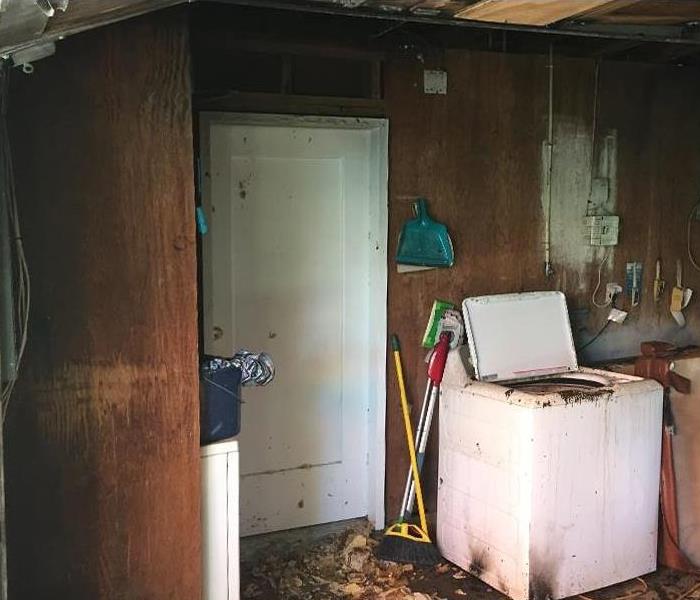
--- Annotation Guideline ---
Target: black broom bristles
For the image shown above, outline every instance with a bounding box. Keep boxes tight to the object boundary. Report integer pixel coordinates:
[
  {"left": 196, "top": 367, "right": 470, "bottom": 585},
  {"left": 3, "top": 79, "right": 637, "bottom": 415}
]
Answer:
[{"left": 376, "top": 534, "right": 441, "bottom": 566}]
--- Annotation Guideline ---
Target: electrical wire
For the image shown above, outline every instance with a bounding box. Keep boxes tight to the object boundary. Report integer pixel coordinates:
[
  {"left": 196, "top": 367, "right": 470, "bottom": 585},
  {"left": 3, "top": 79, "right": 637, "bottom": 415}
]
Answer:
[
  {"left": 687, "top": 201, "right": 700, "bottom": 272},
  {"left": 578, "top": 577, "right": 648, "bottom": 600},
  {"left": 577, "top": 318, "right": 611, "bottom": 352},
  {"left": 580, "top": 285, "right": 617, "bottom": 352},
  {"left": 580, "top": 577, "right": 700, "bottom": 600},
  {"left": 591, "top": 249, "right": 611, "bottom": 308},
  {"left": 676, "top": 580, "right": 700, "bottom": 600},
  {"left": 543, "top": 43, "right": 554, "bottom": 278},
  {"left": 0, "top": 60, "right": 30, "bottom": 421},
  {"left": 588, "top": 60, "right": 600, "bottom": 209}
]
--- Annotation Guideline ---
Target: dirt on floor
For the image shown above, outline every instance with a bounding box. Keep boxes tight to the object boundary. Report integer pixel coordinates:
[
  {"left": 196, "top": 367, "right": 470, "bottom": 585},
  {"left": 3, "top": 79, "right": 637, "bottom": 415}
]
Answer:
[{"left": 240, "top": 521, "right": 700, "bottom": 600}]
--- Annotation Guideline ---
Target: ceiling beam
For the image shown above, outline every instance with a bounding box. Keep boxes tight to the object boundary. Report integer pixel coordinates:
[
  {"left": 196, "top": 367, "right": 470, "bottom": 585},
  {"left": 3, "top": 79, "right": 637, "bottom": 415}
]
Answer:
[
  {"left": 560, "top": 21, "right": 685, "bottom": 38},
  {"left": 207, "top": 0, "right": 700, "bottom": 45},
  {"left": 7, "top": 0, "right": 700, "bottom": 59}
]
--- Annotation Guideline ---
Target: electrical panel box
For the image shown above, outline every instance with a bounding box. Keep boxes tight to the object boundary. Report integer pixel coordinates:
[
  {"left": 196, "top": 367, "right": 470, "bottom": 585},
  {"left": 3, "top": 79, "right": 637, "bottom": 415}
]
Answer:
[
  {"left": 584, "top": 215, "right": 619, "bottom": 246},
  {"left": 424, "top": 70, "right": 447, "bottom": 95}
]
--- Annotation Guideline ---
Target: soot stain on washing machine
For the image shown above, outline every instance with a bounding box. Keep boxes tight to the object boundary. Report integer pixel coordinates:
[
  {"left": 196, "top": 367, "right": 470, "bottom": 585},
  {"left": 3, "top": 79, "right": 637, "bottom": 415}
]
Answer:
[
  {"left": 528, "top": 573, "right": 554, "bottom": 600},
  {"left": 467, "top": 548, "right": 488, "bottom": 577}
]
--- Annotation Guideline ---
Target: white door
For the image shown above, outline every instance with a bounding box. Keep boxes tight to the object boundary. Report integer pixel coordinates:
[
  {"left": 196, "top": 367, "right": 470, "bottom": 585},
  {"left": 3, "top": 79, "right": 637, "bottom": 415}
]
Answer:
[{"left": 201, "top": 114, "right": 387, "bottom": 536}]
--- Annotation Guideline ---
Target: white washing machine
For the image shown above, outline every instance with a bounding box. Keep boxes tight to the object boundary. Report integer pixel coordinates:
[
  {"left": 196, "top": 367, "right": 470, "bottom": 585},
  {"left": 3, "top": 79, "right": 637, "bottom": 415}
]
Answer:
[{"left": 437, "top": 292, "right": 663, "bottom": 600}]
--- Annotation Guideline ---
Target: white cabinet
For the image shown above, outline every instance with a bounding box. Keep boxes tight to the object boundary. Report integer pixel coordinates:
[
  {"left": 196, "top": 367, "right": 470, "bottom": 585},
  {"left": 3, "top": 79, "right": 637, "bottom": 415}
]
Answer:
[{"left": 201, "top": 440, "right": 240, "bottom": 600}]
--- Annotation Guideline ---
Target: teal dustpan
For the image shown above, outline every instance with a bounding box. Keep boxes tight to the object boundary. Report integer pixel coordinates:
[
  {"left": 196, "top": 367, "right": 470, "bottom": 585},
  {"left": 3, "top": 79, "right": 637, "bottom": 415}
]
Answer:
[{"left": 396, "top": 198, "right": 454, "bottom": 267}]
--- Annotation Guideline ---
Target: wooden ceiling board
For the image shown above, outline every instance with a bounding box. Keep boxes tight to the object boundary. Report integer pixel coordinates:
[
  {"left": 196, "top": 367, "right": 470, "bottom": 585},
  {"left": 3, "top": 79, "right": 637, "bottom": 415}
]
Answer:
[
  {"left": 574, "top": 0, "right": 642, "bottom": 19},
  {"left": 589, "top": 0, "right": 700, "bottom": 25},
  {"left": 454, "top": 0, "right": 632, "bottom": 25}
]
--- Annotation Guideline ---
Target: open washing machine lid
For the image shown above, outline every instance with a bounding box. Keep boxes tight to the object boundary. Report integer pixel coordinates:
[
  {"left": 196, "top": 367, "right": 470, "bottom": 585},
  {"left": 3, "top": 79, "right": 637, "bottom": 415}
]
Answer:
[{"left": 462, "top": 291, "right": 578, "bottom": 382}]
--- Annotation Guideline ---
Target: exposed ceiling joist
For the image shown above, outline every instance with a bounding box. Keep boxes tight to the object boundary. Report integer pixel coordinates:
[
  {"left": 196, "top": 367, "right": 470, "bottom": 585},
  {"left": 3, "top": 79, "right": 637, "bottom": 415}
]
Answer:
[
  {"left": 454, "top": 0, "right": 641, "bottom": 27},
  {"left": 560, "top": 20, "right": 687, "bottom": 38},
  {"left": 6, "top": 0, "right": 700, "bottom": 63}
]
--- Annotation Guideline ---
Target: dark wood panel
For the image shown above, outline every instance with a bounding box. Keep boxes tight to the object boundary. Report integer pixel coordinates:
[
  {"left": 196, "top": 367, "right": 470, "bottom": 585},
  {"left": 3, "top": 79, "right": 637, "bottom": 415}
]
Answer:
[
  {"left": 5, "top": 8, "right": 199, "bottom": 599},
  {"left": 194, "top": 91, "right": 385, "bottom": 116},
  {"left": 384, "top": 51, "right": 700, "bottom": 520},
  {"left": 384, "top": 50, "right": 549, "bottom": 519},
  {"left": 189, "top": 3, "right": 700, "bottom": 526}
]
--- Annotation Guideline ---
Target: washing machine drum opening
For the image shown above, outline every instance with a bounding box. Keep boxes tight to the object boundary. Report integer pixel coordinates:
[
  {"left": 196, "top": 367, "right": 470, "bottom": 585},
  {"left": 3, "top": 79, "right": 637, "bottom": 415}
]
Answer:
[{"left": 510, "top": 376, "right": 608, "bottom": 395}]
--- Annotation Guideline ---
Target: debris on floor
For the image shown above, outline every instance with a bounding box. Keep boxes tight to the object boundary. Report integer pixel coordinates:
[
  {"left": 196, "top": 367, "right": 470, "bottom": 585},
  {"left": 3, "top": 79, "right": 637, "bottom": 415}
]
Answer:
[
  {"left": 241, "top": 520, "right": 469, "bottom": 599},
  {"left": 241, "top": 521, "right": 700, "bottom": 600}
]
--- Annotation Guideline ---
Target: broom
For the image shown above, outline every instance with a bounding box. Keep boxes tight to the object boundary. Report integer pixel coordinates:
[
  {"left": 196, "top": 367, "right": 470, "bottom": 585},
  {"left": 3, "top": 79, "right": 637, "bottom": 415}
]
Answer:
[{"left": 377, "top": 334, "right": 441, "bottom": 566}]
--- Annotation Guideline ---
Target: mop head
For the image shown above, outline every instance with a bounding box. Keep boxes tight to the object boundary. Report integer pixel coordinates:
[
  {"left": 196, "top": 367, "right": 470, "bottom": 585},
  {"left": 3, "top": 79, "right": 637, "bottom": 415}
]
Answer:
[{"left": 376, "top": 522, "right": 441, "bottom": 566}]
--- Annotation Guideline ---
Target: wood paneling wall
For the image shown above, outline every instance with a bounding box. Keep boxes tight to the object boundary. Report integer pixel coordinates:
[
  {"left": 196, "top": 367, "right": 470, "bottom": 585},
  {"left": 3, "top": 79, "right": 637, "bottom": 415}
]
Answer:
[
  {"left": 190, "top": 6, "right": 700, "bottom": 521},
  {"left": 384, "top": 52, "right": 700, "bottom": 517},
  {"left": 5, "top": 9, "right": 200, "bottom": 599}
]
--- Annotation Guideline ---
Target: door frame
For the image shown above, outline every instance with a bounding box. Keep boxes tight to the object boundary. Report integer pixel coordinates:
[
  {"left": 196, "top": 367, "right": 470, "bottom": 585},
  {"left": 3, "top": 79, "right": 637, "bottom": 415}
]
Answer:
[{"left": 199, "top": 112, "right": 389, "bottom": 530}]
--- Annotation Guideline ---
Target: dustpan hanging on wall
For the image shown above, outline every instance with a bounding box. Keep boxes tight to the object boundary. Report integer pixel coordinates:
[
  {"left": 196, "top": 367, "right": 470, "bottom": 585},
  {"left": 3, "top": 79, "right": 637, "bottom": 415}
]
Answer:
[{"left": 396, "top": 198, "right": 454, "bottom": 268}]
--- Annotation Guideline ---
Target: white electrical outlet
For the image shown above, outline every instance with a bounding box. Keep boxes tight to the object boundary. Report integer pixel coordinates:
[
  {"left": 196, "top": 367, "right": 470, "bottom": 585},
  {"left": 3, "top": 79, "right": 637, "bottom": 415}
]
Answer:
[
  {"left": 608, "top": 307, "right": 628, "bottom": 323},
  {"left": 584, "top": 215, "right": 619, "bottom": 246}
]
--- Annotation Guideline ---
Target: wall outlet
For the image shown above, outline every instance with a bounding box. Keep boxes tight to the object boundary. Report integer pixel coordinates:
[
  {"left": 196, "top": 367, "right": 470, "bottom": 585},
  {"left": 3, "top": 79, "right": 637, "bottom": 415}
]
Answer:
[
  {"left": 608, "top": 307, "right": 628, "bottom": 323},
  {"left": 605, "top": 283, "right": 622, "bottom": 304}
]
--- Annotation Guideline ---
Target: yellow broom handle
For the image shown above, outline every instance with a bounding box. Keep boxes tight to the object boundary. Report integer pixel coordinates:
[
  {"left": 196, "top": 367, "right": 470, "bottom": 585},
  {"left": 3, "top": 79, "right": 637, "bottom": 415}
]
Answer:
[{"left": 392, "top": 336, "right": 429, "bottom": 535}]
